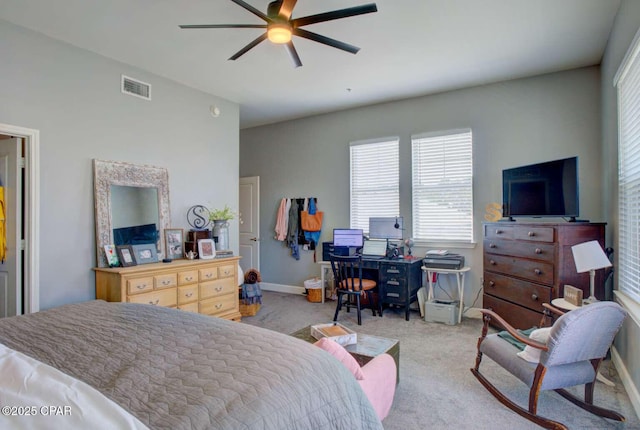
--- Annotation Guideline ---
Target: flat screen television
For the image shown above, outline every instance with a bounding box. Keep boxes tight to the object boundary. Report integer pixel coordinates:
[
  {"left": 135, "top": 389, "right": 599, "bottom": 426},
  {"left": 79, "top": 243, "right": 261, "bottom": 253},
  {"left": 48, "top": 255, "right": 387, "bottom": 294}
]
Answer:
[
  {"left": 502, "top": 156, "right": 579, "bottom": 220},
  {"left": 113, "top": 223, "right": 159, "bottom": 246},
  {"left": 368, "top": 217, "right": 403, "bottom": 240}
]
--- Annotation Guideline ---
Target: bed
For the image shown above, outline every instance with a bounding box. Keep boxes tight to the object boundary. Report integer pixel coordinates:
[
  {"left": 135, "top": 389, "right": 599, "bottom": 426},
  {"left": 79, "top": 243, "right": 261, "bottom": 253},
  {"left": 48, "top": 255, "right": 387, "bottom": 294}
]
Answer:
[{"left": 0, "top": 300, "right": 382, "bottom": 429}]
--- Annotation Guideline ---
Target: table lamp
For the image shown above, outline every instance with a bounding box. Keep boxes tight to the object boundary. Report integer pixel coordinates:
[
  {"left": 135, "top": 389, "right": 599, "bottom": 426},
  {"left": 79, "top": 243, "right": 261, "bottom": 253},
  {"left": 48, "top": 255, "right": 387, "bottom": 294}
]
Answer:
[{"left": 571, "top": 240, "right": 612, "bottom": 303}]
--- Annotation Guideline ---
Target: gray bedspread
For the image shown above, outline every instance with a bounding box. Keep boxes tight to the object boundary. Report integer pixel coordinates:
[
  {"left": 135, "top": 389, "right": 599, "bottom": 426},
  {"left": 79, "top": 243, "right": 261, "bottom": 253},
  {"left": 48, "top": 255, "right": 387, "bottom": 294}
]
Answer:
[{"left": 0, "top": 300, "right": 382, "bottom": 429}]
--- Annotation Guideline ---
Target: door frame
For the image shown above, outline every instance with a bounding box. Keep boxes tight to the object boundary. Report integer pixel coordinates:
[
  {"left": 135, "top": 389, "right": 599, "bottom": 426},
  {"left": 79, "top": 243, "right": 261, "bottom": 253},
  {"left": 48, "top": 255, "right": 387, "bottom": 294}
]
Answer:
[{"left": 0, "top": 123, "right": 40, "bottom": 314}]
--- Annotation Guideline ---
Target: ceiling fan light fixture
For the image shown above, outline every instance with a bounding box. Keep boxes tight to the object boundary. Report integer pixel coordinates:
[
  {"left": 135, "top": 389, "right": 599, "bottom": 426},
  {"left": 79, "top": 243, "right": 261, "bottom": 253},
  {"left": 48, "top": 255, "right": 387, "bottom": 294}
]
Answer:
[{"left": 268, "top": 24, "right": 292, "bottom": 44}]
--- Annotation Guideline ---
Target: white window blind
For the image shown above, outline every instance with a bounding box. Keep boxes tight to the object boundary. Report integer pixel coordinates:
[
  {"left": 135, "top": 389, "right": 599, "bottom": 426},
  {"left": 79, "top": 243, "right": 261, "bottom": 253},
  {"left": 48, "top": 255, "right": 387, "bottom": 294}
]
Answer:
[
  {"left": 412, "top": 130, "right": 473, "bottom": 242},
  {"left": 615, "top": 29, "right": 640, "bottom": 303},
  {"left": 350, "top": 139, "right": 399, "bottom": 231}
]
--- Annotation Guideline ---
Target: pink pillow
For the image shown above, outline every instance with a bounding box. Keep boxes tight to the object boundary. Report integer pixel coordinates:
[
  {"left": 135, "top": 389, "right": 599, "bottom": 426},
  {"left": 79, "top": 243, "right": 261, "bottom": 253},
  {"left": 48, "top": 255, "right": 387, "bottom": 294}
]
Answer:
[{"left": 314, "top": 337, "right": 365, "bottom": 380}]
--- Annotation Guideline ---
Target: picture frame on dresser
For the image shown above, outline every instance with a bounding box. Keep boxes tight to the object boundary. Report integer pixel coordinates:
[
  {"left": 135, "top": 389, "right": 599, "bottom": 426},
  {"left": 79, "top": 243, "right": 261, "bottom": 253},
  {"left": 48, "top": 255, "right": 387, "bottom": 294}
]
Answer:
[
  {"left": 198, "top": 239, "right": 216, "bottom": 260},
  {"left": 164, "top": 228, "right": 184, "bottom": 260},
  {"left": 116, "top": 245, "right": 136, "bottom": 267},
  {"left": 131, "top": 244, "right": 158, "bottom": 264}
]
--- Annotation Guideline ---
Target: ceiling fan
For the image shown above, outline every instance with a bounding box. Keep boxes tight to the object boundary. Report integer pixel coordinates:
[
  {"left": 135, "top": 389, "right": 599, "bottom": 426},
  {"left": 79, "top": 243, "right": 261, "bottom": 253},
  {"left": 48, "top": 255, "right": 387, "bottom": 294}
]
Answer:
[{"left": 179, "top": 0, "right": 378, "bottom": 68}]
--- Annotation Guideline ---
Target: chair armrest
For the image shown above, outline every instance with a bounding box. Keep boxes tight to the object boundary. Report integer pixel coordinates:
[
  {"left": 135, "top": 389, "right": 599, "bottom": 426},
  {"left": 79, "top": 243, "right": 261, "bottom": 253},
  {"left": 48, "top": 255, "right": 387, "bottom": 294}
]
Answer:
[
  {"left": 542, "top": 302, "right": 565, "bottom": 317},
  {"left": 479, "top": 309, "right": 548, "bottom": 351}
]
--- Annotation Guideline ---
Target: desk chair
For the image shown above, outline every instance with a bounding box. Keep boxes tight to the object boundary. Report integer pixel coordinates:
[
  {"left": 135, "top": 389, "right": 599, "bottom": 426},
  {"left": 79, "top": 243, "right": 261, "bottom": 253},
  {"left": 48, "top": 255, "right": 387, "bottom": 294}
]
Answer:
[
  {"left": 329, "top": 254, "right": 380, "bottom": 325},
  {"left": 471, "top": 301, "right": 627, "bottom": 430}
]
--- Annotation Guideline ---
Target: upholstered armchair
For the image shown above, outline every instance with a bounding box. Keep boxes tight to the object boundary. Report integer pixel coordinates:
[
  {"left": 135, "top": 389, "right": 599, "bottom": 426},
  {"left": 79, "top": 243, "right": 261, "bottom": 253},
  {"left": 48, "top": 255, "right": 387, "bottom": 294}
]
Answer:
[{"left": 471, "top": 301, "right": 627, "bottom": 430}]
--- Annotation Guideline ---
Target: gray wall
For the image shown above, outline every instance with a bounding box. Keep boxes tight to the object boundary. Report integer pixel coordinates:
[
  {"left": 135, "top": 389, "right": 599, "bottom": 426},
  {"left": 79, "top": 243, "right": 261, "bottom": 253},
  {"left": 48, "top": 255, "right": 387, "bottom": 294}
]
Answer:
[
  {"left": 240, "top": 66, "right": 603, "bottom": 309},
  {"left": 601, "top": 0, "right": 640, "bottom": 408},
  {"left": 0, "top": 20, "right": 240, "bottom": 310}
]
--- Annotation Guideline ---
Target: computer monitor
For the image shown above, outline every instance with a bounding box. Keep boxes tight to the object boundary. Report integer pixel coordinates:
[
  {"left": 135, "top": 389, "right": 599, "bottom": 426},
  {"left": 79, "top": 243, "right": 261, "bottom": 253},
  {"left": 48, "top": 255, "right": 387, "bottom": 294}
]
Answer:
[
  {"left": 333, "top": 229, "right": 364, "bottom": 249},
  {"left": 368, "top": 217, "right": 403, "bottom": 240}
]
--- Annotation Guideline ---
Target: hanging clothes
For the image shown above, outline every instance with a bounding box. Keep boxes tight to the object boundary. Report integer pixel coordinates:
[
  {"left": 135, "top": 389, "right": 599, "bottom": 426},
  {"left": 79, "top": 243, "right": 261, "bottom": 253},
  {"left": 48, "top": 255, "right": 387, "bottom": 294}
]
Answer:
[
  {"left": 287, "top": 199, "right": 300, "bottom": 260},
  {"left": 302, "top": 198, "right": 323, "bottom": 246},
  {"left": 275, "top": 198, "right": 288, "bottom": 241}
]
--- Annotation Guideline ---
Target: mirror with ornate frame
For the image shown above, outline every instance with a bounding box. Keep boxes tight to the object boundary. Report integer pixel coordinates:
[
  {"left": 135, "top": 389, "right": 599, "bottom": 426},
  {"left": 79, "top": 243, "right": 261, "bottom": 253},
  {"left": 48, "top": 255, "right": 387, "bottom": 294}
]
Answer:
[{"left": 94, "top": 159, "right": 171, "bottom": 267}]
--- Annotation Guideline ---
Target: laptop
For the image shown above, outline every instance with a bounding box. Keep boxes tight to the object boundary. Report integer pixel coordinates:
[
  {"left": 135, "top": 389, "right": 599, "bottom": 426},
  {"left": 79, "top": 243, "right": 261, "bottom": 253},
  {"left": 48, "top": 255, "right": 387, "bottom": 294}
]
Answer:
[{"left": 361, "top": 240, "right": 388, "bottom": 258}]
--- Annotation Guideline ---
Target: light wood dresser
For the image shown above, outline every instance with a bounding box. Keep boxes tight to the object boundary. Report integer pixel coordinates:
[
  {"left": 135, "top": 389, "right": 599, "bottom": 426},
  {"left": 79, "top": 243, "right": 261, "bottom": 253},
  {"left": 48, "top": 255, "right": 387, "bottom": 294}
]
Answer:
[
  {"left": 94, "top": 256, "right": 242, "bottom": 321},
  {"left": 483, "top": 222, "right": 605, "bottom": 329}
]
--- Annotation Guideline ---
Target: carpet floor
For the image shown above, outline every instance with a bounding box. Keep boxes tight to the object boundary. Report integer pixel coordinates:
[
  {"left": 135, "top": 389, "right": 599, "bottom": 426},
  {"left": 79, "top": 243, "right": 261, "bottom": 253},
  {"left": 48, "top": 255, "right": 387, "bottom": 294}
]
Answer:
[{"left": 241, "top": 291, "right": 639, "bottom": 429}]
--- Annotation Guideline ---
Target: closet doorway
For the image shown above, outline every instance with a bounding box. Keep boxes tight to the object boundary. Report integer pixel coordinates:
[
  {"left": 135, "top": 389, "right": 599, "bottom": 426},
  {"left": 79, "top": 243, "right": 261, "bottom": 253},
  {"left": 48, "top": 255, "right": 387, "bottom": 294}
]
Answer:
[
  {"left": 239, "top": 176, "right": 260, "bottom": 273},
  {"left": 0, "top": 123, "right": 39, "bottom": 317}
]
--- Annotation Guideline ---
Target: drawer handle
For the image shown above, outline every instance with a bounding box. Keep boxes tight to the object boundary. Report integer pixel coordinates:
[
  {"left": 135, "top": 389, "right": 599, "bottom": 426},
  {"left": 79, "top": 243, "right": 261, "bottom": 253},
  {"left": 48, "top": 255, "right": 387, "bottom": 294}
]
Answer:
[
  {"left": 531, "top": 294, "right": 538, "bottom": 301},
  {"left": 387, "top": 269, "right": 400, "bottom": 274},
  {"left": 535, "top": 248, "right": 542, "bottom": 254},
  {"left": 534, "top": 269, "right": 542, "bottom": 275},
  {"left": 223, "top": 270, "right": 231, "bottom": 276},
  {"left": 215, "top": 303, "right": 223, "bottom": 309},
  {"left": 185, "top": 292, "right": 193, "bottom": 298},
  {"left": 490, "top": 260, "right": 496, "bottom": 265},
  {"left": 528, "top": 231, "right": 535, "bottom": 237},
  {"left": 149, "top": 299, "right": 160, "bottom": 305},
  {"left": 215, "top": 286, "right": 223, "bottom": 292},
  {"left": 205, "top": 273, "right": 213, "bottom": 278},
  {"left": 185, "top": 276, "right": 194, "bottom": 281},
  {"left": 495, "top": 229, "right": 502, "bottom": 234},
  {"left": 387, "top": 281, "right": 400, "bottom": 286},
  {"left": 387, "top": 293, "right": 400, "bottom": 298},
  {"left": 488, "top": 281, "right": 495, "bottom": 287},
  {"left": 162, "top": 280, "right": 171, "bottom": 285},
  {"left": 137, "top": 284, "right": 147, "bottom": 289},
  {"left": 489, "top": 243, "right": 496, "bottom": 248}
]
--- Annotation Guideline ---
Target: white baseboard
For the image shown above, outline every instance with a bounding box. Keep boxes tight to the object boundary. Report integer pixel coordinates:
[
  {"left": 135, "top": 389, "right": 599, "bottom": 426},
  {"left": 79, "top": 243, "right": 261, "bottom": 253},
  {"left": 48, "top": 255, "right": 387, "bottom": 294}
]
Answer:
[
  {"left": 611, "top": 346, "right": 640, "bottom": 420},
  {"left": 259, "top": 282, "right": 306, "bottom": 295}
]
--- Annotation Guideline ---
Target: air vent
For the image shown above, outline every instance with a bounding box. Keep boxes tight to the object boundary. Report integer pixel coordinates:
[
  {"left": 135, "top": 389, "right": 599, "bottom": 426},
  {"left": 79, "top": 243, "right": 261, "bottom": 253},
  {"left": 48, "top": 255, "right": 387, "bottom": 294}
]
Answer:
[{"left": 121, "top": 75, "right": 151, "bottom": 100}]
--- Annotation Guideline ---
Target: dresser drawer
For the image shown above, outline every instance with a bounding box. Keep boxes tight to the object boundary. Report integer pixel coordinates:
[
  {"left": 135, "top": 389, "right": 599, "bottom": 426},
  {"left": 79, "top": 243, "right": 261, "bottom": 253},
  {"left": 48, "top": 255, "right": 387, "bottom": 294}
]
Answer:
[
  {"left": 514, "top": 226, "right": 554, "bottom": 242},
  {"left": 484, "top": 224, "right": 514, "bottom": 240},
  {"left": 483, "top": 294, "right": 542, "bottom": 330},
  {"left": 199, "top": 293, "right": 236, "bottom": 316},
  {"left": 200, "top": 277, "right": 236, "bottom": 299},
  {"left": 154, "top": 273, "right": 177, "bottom": 289},
  {"left": 178, "top": 270, "right": 198, "bottom": 285},
  {"left": 126, "top": 276, "right": 154, "bottom": 295},
  {"left": 218, "top": 264, "right": 235, "bottom": 278},
  {"left": 484, "top": 254, "right": 554, "bottom": 285},
  {"left": 178, "top": 284, "right": 198, "bottom": 304},
  {"left": 199, "top": 267, "right": 218, "bottom": 282},
  {"left": 177, "top": 301, "right": 199, "bottom": 313},
  {"left": 381, "top": 281, "right": 407, "bottom": 303},
  {"left": 128, "top": 287, "right": 177, "bottom": 307},
  {"left": 380, "top": 263, "right": 407, "bottom": 277},
  {"left": 484, "top": 239, "right": 555, "bottom": 262},
  {"left": 483, "top": 272, "right": 550, "bottom": 311}
]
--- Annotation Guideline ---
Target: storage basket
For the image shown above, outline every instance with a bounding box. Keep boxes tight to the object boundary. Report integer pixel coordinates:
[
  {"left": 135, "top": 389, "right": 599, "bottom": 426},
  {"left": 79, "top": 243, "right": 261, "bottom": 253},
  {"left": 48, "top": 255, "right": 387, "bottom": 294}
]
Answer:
[
  {"left": 304, "top": 277, "right": 323, "bottom": 303},
  {"left": 239, "top": 301, "right": 261, "bottom": 316}
]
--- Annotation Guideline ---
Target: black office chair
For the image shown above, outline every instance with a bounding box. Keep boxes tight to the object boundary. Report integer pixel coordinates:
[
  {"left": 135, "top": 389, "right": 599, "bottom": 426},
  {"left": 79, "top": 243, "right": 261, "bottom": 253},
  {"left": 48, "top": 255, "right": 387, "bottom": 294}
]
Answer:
[{"left": 329, "top": 253, "right": 380, "bottom": 325}]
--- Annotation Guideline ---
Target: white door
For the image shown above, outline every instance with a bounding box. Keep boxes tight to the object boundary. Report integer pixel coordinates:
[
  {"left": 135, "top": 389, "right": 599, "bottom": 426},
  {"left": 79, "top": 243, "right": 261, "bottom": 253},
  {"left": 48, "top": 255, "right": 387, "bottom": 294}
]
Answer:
[
  {"left": 0, "top": 138, "right": 21, "bottom": 318},
  {"left": 239, "top": 176, "right": 259, "bottom": 273}
]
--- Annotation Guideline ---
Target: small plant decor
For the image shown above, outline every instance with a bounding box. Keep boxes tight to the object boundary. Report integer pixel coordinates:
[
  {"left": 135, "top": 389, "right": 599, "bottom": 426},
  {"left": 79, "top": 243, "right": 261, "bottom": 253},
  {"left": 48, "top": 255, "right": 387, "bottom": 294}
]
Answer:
[{"left": 209, "top": 205, "right": 236, "bottom": 222}]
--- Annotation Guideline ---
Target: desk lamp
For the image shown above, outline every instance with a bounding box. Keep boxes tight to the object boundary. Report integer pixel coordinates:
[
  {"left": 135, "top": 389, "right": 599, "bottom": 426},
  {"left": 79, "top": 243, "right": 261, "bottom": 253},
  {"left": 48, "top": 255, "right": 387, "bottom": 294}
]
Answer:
[{"left": 571, "top": 240, "right": 612, "bottom": 304}]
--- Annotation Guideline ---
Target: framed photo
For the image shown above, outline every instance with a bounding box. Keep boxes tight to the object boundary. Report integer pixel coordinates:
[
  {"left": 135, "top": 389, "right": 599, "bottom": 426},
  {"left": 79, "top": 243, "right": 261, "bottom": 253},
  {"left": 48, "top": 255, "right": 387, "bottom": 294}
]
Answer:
[
  {"left": 116, "top": 245, "right": 136, "bottom": 267},
  {"left": 198, "top": 238, "right": 216, "bottom": 260},
  {"left": 104, "top": 244, "right": 119, "bottom": 267},
  {"left": 131, "top": 243, "right": 159, "bottom": 264},
  {"left": 164, "top": 228, "right": 184, "bottom": 260}
]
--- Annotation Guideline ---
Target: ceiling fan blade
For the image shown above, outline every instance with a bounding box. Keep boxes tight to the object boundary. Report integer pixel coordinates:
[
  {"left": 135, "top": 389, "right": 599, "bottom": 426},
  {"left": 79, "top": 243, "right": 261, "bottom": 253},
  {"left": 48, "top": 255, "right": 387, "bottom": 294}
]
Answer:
[
  {"left": 293, "top": 28, "right": 360, "bottom": 54},
  {"left": 278, "top": 0, "right": 298, "bottom": 20},
  {"left": 284, "top": 41, "right": 302, "bottom": 68},
  {"left": 229, "top": 33, "right": 268, "bottom": 60},
  {"left": 230, "top": 0, "right": 271, "bottom": 22},
  {"left": 179, "top": 24, "right": 267, "bottom": 29},
  {"left": 292, "top": 3, "right": 377, "bottom": 28}
]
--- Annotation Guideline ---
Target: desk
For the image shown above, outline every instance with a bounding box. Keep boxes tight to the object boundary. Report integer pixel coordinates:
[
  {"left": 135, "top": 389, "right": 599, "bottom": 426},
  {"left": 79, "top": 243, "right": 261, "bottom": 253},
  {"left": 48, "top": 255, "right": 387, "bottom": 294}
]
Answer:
[
  {"left": 422, "top": 266, "right": 470, "bottom": 324},
  {"left": 319, "top": 257, "right": 423, "bottom": 321}
]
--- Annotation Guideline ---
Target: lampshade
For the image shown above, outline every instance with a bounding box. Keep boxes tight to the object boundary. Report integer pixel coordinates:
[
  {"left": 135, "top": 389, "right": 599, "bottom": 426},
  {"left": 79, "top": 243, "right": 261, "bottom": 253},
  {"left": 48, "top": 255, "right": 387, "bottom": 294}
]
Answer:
[
  {"left": 268, "top": 24, "right": 292, "bottom": 44},
  {"left": 571, "top": 240, "right": 612, "bottom": 273}
]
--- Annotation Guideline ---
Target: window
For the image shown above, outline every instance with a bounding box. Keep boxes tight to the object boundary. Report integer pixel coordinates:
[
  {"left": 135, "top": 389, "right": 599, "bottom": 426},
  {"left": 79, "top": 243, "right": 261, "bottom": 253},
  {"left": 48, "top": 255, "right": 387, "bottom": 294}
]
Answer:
[
  {"left": 350, "top": 138, "right": 399, "bottom": 231},
  {"left": 615, "top": 30, "right": 640, "bottom": 302},
  {"left": 411, "top": 129, "right": 473, "bottom": 242}
]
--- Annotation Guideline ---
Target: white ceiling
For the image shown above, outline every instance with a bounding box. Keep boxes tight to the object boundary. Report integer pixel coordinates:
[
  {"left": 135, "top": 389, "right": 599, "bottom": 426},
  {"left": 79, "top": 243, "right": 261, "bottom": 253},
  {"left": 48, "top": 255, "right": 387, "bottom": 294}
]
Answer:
[{"left": 0, "top": 0, "right": 621, "bottom": 129}]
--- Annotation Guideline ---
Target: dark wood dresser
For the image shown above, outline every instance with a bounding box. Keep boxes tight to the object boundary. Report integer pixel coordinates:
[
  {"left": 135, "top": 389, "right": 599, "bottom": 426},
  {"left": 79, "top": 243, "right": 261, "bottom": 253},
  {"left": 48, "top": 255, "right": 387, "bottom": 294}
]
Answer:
[{"left": 483, "top": 222, "right": 605, "bottom": 329}]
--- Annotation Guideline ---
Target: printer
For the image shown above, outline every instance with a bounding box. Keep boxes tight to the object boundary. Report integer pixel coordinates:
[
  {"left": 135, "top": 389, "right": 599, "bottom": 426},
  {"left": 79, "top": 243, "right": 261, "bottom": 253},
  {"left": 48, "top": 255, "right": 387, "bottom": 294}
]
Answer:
[{"left": 422, "top": 253, "right": 465, "bottom": 270}]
